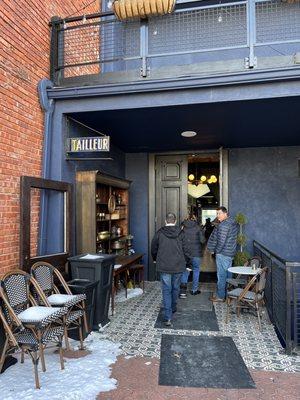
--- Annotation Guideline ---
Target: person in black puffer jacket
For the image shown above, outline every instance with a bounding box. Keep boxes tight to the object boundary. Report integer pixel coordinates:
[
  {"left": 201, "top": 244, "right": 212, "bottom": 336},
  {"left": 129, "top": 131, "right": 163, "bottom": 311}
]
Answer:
[
  {"left": 151, "top": 212, "right": 192, "bottom": 326},
  {"left": 207, "top": 206, "right": 238, "bottom": 302},
  {"left": 179, "top": 215, "right": 206, "bottom": 298}
]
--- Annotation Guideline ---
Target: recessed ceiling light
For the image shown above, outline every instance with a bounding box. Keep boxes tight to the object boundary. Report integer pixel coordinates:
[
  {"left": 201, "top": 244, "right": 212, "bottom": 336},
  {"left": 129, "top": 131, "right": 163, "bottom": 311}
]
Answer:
[{"left": 181, "top": 131, "right": 197, "bottom": 138}]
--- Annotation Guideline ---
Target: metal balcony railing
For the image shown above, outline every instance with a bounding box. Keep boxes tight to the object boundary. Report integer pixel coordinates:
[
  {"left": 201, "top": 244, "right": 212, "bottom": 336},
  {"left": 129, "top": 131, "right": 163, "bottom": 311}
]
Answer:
[{"left": 50, "top": 0, "right": 300, "bottom": 85}]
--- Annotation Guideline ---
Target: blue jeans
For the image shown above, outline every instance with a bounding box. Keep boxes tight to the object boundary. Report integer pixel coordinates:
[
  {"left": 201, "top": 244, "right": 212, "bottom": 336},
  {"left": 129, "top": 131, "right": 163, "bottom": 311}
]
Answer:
[
  {"left": 160, "top": 273, "right": 182, "bottom": 321},
  {"left": 216, "top": 254, "right": 233, "bottom": 299},
  {"left": 181, "top": 257, "right": 201, "bottom": 292}
]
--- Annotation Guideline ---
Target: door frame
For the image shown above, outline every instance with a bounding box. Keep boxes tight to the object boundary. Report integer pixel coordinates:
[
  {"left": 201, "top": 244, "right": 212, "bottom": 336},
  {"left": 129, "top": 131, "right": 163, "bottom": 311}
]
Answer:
[
  {"left": 148, "top": 149, "right": 228, "bottom": 281},
  {"left": 20, "top": 176, "right": 72, "bottom": 272}
]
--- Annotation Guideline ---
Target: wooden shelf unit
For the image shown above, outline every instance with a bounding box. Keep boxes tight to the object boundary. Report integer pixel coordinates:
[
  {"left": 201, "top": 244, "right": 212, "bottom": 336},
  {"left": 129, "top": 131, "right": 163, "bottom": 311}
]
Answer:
[{"left": 76, "top": 171, "right": 131, "bottom": 254}]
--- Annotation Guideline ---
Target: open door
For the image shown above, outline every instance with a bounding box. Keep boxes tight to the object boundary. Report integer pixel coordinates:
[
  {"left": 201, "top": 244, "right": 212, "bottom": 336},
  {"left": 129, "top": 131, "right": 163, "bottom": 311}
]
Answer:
[{"left": 155, "top": 155, "right": 188, "bottom": 230}]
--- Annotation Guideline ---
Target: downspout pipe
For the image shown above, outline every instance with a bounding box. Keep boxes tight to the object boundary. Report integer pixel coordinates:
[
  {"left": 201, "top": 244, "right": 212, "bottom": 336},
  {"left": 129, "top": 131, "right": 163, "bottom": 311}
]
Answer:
[
  {"left": 38, "top": 78, "right": 55, "bottom": 179},
  {"left": 37, "top": 78, "right": 55, "bottom": 254}
]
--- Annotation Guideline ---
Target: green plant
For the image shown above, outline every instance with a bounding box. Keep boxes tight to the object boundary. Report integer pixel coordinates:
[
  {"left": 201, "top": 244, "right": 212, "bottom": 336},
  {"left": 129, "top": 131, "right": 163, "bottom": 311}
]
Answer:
[
  {"left": 234, "top": 250, "right": 251, "bottom": 266},
  {"left": 235, "top": 213, "right": 248, "bottom": 226},
  {"left": 235, "top": 212, "right": 247, "bottom": 252},
  {"left": 237, "top": 233, "right": 247, "bottom": 247},
  {"left": 234, "top": 212, "right": 249, "bottom": 265}
]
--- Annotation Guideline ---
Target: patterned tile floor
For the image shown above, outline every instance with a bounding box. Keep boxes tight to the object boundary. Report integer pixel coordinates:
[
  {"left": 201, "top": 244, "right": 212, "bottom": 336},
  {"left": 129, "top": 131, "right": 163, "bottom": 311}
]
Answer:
[{"left": 100, "top": 281, "right": 300, "bottom": 372}]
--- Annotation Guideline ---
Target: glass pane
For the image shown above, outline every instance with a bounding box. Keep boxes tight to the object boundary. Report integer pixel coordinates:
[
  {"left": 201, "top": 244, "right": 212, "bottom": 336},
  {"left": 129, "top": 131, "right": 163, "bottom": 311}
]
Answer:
[{"left": 30, "top": 189, "right": 65, "bottom": 257}]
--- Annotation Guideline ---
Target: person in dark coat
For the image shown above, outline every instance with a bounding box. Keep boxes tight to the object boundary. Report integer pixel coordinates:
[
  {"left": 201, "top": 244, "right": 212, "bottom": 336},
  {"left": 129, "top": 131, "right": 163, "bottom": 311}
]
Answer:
[
  {"left": 151, "top": 212, "right": 191, "bottom": 327},
  {"left": 204, "top": 218, "right": 214, "bottom": 240},
  {"left": 179, "top": 215, "right": 206, "bottom": 298},
  {"left": 207, "top": 206, "right": 238, "bottom": 302}
]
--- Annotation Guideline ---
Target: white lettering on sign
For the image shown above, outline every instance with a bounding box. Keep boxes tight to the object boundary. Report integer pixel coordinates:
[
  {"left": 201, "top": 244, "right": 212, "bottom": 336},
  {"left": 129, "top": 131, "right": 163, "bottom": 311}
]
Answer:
[{"left": 68, "top": 136, "right": 110, "bottom": 152}]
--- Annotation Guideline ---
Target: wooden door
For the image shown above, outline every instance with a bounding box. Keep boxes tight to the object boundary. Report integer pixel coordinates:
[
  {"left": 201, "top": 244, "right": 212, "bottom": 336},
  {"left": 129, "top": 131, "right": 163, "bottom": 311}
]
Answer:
[{"left": 155, "top": 155, "right": 188, "bottom": 231}]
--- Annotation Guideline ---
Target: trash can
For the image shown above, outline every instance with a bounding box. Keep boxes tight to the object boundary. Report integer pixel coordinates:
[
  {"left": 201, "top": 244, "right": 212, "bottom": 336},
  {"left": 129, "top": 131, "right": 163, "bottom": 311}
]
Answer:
[
  {"left": 68, "top": 254, "right": 116, "bottom": 329},
  {"left": 67, "top": 279, "right": 99, "bottom": 340}
]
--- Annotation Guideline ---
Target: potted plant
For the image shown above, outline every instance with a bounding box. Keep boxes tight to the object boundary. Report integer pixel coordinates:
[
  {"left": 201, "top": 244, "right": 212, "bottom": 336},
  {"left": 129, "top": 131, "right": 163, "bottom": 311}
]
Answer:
[{"left": 234, "top": 212, "right": 250, "bottom": 266}]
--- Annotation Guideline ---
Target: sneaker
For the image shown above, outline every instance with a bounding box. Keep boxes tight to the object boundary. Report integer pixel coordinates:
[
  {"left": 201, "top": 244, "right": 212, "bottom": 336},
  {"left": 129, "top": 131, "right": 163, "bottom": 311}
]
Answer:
[
  {"left": 164, "top": 320, "right": 172, "bottom": 327},
  {"left": 179, "top": 284, "right": 187, "bottom": 299},
  {"left": 210, "top": 296, "right": 225, "bottom": 303},
  {"left": 190, "top": 290, "right": 201, "bottom": 295}
]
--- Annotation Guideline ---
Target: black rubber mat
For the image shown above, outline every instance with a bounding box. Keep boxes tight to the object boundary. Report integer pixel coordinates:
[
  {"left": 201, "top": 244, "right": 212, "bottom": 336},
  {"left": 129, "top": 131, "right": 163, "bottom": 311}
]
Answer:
[
  {"left": 154, "top": 307, "right": 219, "bottom": 331},
  {"left": 159, "top": 334, "right": 255, "bottom": 389},
  {"left": 178, "top": 290, "right": 213, "bottom": 312}
]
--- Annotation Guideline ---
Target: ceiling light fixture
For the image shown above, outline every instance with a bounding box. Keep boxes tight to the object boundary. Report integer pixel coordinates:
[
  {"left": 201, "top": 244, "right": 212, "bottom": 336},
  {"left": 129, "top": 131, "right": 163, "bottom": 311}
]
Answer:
[{"left": 181, "top": 131, "right": 197, "bottom": 138}]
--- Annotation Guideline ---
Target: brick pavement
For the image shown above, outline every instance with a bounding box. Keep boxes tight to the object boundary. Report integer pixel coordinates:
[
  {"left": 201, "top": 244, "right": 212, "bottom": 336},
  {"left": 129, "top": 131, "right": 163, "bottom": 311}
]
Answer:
[{"left": 98, "top": 355, "right": 300, "bottom": 400}]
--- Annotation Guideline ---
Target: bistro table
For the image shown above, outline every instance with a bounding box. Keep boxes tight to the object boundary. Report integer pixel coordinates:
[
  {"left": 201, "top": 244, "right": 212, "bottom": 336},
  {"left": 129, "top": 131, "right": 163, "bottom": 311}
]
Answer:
[
  {"left": 111, "top": 253, "right": 143, "bottom": 315},
  {"left": 228, "top": 266, "right": 261, "bottom": 276}
]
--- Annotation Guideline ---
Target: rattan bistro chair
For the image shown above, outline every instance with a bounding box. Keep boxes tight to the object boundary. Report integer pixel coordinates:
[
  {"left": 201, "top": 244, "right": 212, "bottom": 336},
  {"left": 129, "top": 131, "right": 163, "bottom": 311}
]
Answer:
[
  {"left": 0, "top": 271, "right": 67, "bottom": 389},
  {"left": 31, "top": 261, "right": 88, "bottom": 350},
  {"left": 225, "top": 267, "right": 268, "bottom": 330}
]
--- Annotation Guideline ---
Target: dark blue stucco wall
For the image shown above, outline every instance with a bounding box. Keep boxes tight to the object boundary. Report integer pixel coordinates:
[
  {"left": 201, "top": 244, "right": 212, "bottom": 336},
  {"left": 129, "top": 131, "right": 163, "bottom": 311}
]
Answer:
[
  {"left": 229, "top": 146, "right": 300, "bottom": 261},
  {"left": 125, "top": 153, "right": 149, "bottom": 278}
]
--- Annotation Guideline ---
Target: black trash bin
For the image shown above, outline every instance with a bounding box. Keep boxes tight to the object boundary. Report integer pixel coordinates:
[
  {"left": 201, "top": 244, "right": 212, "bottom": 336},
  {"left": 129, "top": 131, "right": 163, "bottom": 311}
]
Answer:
[
  {"left": 66, "top": 279, "right": 99, "bottom": 340},
  {"left": 68, "top": 254, "right": 116, "bottom": 329}
]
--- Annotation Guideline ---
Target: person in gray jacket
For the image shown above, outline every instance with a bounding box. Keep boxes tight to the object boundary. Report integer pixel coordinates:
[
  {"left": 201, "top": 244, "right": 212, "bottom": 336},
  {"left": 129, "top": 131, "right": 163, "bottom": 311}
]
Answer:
[
  {"left": 207, "top": 206, "right": 238, "bottom": 302},
  {"left": 151, "top": 212, "right": 191, "bottom": 326}
]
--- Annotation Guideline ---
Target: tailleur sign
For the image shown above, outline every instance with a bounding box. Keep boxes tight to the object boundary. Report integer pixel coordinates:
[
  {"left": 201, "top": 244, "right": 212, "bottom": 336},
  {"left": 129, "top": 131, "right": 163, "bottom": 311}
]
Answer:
[{"left": 68, "top": 136, "right": 110, "bottom": 153}]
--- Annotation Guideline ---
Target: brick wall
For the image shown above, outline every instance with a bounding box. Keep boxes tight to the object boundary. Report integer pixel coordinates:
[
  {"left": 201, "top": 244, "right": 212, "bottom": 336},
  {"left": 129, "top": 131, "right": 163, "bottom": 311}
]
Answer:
[{"left": 0, "top": 0, "right": 100, "bottom": 274}]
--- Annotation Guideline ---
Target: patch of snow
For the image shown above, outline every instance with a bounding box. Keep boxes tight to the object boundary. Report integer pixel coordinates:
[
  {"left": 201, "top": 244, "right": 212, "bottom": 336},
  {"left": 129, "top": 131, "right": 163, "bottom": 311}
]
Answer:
[
  {"left": 0, "top": 332, "right": 121, "bottom": 400},
  {"left": 115, "top": 288, "right": 143, "bottom": 303}
]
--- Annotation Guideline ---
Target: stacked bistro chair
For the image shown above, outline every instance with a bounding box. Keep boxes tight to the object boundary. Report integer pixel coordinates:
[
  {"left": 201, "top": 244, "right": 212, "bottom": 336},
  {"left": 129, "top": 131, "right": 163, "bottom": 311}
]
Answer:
[
  {"left": 226, "top": 256, "right": 262, "bottom": 291},
  {"left": 31, "top": 261, "right": 88, "bottom": 351},
  {"left": 225, "top": 267, "right": 268, "bottom": 330},
  {"left": 0, "top": 270, "right": 67, "bottom": 389}
]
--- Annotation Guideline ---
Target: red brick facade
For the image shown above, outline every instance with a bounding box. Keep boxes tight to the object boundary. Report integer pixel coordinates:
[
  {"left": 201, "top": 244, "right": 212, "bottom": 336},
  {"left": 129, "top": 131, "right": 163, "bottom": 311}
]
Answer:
[{"left": 0, "top": 1, "right": 100, "bottom": 274}]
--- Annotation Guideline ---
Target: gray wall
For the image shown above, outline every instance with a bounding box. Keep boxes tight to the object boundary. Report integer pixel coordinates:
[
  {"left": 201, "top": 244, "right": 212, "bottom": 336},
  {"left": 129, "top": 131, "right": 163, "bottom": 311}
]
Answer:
[
  {"left": 126, "top": 153, "right": 149, "bottom": 278},
  {"left": 229, "top": 146, "right": 300, "bottom": 261}
]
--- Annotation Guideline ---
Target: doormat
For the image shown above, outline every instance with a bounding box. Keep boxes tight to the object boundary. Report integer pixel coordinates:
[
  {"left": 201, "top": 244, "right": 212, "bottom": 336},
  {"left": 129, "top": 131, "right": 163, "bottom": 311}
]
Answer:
[
  {"left": 159, "top": 334, "right": 255, "bottom": 389},
  {"left": 154, "top": 308, "right": 219, "bottom": 331},
  {"left": 178, "top": 290, "right": 213, "bottom": 312}
]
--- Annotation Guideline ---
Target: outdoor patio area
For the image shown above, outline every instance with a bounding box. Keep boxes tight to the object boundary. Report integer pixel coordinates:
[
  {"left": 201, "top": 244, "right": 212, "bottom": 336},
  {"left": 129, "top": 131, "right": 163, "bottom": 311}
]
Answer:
[
  {"left": 1, "top": 281, "right": 300, "bottom": 399},
  {"left": 104, "top": 281, "right": 300, "bottom": 372}
]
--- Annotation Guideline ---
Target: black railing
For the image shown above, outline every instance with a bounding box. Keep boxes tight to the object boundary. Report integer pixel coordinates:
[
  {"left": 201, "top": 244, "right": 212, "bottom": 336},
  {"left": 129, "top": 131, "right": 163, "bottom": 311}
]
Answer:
[
  {"left": 49, "top": 0, "right": 300, "bottom": 86},
  {"left": 253, "top": 240, "right": 300, "bottom": 355}
]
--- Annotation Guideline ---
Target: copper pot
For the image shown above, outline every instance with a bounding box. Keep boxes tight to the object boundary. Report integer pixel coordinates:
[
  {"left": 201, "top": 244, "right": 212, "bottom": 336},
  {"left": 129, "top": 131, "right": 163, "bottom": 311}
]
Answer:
[{"left": 111, "top": 240, "right": 125, "bottom": 250}]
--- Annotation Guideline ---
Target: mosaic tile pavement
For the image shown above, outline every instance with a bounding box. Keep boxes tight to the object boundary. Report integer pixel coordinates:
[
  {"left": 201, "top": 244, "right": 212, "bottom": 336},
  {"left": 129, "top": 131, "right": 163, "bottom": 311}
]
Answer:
[{"left": 99, "top": 281, "right": 300, "bottom": 372}]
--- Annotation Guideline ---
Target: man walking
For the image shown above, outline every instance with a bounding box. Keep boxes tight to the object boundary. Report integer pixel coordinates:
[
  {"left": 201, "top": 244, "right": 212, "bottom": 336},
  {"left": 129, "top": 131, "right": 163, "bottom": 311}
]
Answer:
[
  {"left": 151, "top": 212, "right": 191, "bottom": 327},
  {"left": 207, "top": 206, "right": 238, "bottom": 302}
]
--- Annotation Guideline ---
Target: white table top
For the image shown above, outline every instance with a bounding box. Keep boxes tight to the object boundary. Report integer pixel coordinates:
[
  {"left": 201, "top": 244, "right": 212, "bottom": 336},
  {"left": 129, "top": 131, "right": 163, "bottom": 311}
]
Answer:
[{"left": 228, "top": 266, "right": 261, "bottom": 275}]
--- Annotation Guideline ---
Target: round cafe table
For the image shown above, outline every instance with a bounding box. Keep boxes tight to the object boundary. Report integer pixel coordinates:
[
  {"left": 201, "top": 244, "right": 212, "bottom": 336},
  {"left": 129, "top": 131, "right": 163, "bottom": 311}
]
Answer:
[{"left": 228, "top": 266, "right": 261, "bottom": 275}]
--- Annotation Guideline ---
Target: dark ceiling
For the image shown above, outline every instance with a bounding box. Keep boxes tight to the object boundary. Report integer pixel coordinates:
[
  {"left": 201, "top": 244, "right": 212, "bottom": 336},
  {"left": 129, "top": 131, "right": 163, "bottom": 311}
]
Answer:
[{"left": 69, "top": 96, "right": 300, "bottom": 152}]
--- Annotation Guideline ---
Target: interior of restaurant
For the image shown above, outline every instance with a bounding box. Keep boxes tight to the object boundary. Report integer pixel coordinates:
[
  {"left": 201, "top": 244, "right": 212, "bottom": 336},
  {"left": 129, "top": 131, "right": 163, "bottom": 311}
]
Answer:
[{"left": 187, "top": 154, "right": 220, "bottom": 281}]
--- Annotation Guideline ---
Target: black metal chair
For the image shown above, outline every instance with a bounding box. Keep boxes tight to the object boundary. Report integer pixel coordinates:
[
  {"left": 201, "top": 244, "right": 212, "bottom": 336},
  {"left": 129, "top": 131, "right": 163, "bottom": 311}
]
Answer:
[
  {"left": 0, "top": 270, "right": 67, "bottom": 389},
  {"left": 31, "top": 262, "right": 88, "bottom": 350}
]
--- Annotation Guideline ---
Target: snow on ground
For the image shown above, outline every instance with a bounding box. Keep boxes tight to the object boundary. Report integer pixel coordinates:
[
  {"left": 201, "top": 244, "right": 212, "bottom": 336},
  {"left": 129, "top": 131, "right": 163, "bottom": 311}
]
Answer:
[
  {"left": 115, "top": 288, "right": 143, "bottom": 303},
  {"left": 1, "top": 332, "right": 121, "bottom": 400}
]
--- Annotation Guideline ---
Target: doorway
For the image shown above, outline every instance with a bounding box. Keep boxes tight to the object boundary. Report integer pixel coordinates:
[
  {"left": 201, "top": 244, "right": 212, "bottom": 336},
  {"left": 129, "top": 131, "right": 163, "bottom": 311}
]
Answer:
[{"left": 149, "top": 150, "right": 228, "bottom": 280}]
